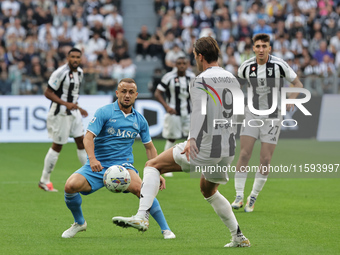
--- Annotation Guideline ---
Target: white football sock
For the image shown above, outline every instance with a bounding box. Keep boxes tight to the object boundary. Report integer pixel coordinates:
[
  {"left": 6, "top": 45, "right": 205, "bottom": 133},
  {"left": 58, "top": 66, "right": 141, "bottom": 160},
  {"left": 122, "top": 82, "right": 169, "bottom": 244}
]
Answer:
[
  {"left": 205, "top": 191, "right": 239, "bottom": 237},
  {"left": 77, "top": 149, "right": 87, "bottom": 165},
  {"left": 164, "top": 140, "right": 175, "bottom": 151},
  {"left": 250, "top": 171, "right": 268, "bottom": 198},
  {"left": 136, "top": 167, "right": 160, "bottom": 218},
  {"left": 40, "top": 148, "right": 60, "bottom": 184},
  {"left": 234, "top": 171, "right": 248, "bottom": 197}
]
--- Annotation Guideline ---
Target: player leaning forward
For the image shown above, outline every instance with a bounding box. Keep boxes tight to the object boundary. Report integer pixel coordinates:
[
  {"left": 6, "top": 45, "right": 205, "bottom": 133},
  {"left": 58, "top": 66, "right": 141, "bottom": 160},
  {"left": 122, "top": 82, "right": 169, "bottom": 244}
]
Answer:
[
  {"left": 61, "top": 78, "right": 175, "bottom": 239},
  {"left": 113, "top": 37, "right": 250, "bottom": 248},
  {"left": 231, "top": 33, "right": 303, "bottom": 212}
]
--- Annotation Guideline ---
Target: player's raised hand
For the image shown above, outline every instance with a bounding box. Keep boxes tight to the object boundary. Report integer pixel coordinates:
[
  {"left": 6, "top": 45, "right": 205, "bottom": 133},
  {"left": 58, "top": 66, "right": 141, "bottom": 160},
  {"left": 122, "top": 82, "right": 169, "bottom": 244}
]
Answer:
[
  {"left": 89, "top": 158, "right": 104, "bottom": 172},
  {"left": 159, "top": 175, "right": 166, "bottom": 190},
  {"left": 181, "top": 138, "right": 199, "bottom": 161}
]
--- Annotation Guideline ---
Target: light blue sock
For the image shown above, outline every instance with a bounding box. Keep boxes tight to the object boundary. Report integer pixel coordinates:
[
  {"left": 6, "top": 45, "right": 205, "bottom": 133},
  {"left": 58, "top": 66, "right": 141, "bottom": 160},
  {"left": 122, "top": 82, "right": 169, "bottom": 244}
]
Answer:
[
  {"left": 149, "top": 198, "right": 170, "bottom": 231},
  {"left": 65, "top": 192, "right": 85, "bottom": 225}
]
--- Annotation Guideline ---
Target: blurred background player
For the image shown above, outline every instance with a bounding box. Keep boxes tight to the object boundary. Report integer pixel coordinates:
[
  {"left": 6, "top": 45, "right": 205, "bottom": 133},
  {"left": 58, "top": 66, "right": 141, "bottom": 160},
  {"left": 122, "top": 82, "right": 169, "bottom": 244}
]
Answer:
[
  {"left": 232, "top": 33, "right": 303, "bottom": 212},
  {"left": 62, "top": 78, "right": 175, "bottom": 239},
  {"left": 39, "top": 48, "right": 88, "bottom": 192},
  {"left": 154, "top": 56, "right": 195, "bottom": 177},
  {"left": 112, "top": 37, "right": 250, "bottom": 248}
]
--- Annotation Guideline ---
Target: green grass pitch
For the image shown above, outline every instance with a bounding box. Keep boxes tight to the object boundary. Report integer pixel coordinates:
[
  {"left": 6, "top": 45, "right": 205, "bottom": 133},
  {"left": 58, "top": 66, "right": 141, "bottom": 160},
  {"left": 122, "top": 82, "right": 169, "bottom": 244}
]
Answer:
[{"left": 0, "top": 139, "right": 339, "bottom": 255}]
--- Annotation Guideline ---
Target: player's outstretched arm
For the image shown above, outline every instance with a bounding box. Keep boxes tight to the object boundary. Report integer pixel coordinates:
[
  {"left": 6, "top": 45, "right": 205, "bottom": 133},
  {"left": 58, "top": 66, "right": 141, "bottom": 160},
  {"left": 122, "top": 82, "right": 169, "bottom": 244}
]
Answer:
[{"left": 83, "top": 131, "right": 103, "bottom": 172}]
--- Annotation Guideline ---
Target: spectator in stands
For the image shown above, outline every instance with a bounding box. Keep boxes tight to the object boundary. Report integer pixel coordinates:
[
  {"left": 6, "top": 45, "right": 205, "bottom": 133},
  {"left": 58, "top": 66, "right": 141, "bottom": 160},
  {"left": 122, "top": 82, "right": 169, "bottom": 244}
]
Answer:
[
  {"left": 82, "top": 61, "right": 98, "bottom": 95},
  {"left": 253, "top": 14, "right": 273, "bottom": 39},
  {"left": 57, "top": 21, "right": 74, "bottom": 49},
  {"left": 149, "top": 28, "right": 165, "bottom": 60},
  {"left": 330, "top": 30, "right": 340, "bottom": 55},
  {"left": 290, "top": 30, "right": 309, "bottom": 58},
  {"left": 96, "top": 54, "right": 116, "bottom": 95},
  {"left": 320, "top": 54, "right": 338, "bottom": 94},
  {"left": 136, "top": 25, "right": 151, "bottom": 61},
  {"left": 71, "top": 19, "right": 90, "bottom": 45},
  {"left": 86, "top": 7, "right": 104, "bottom": 29},
  {"left": 304, "top": 58, "right": 323, "bottom": 96},
  {"left": 179, "top": 6, "right": 196, "bottom": 29},
  {"left": 309, "top": 31, "right": 323, "bottom": 56},
  {"left": 27, "top": 63, "right": 46, "bottom": 95},
  {"left": 0, "top": 58, "right": 11, "bottom": 95},
  {"left": 113, "top": 46, "right": 136, "bottom": 82},
  {"left": 164, "top": 43, "right": 185, "bottom": 72},
  {"left": 313, "top": 40, "right": 333, "bottom": 63},
  {"left": 103, "top": 7, "right": 123, "bottom": 31},
  {"left": 2, "top": 0, "right": 20, "bottom": 17},
  {"left": 85, "top": 32, "right": 106, "bottom": 62}
]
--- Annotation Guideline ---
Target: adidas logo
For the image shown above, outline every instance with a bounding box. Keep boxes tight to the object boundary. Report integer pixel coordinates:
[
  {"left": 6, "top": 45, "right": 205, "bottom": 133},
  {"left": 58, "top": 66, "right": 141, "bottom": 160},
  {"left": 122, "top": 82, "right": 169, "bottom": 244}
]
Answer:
[
  {"left": 270, "top": 137, "right": 276, "bottom": 142},
  {"left": 249, "top": 72, "right": 256, "bottom": 77}
]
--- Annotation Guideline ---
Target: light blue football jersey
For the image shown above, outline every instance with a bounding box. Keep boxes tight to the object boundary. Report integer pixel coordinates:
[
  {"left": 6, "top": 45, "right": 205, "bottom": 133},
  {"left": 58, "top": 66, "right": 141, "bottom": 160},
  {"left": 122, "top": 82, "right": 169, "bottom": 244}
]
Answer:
[{"left": 87, "top": 100, "right": 151, "bottom": 164}]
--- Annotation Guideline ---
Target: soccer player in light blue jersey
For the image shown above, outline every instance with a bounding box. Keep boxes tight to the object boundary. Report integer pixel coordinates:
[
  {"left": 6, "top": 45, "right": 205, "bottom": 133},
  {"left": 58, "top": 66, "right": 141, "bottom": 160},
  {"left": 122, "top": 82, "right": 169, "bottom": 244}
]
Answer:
[{"left": 61, "top": 78, "right": 175, "bottom": 239}]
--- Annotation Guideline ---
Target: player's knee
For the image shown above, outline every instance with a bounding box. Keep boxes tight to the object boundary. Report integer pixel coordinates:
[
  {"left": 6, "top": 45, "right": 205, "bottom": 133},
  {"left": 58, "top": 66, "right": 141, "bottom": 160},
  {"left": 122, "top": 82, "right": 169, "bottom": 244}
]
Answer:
[
  {"left": 239, "top": 150, "right": 252, "bottom": 162},
  {"left": 145, "top": 159, "right": 156, "bottom": 168},
  {"left": 260, "top": 155, "right": 272, "bottom": 166},
  {"left": 64, "top": 178, "right": 81, "bottom": 193}
]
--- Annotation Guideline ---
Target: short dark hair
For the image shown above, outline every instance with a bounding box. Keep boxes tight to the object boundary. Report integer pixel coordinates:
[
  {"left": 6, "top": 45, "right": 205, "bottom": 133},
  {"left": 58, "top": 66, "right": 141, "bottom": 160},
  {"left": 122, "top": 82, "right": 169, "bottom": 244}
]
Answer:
[
  {"left": 68, "top": 48, "right": 82, "bottom": 55},
  {"left": 193, "top": 36, "right": 220, "bottom": 63},
  {"left": 252, "top": 33, "right": 270, "bottom": 44}
]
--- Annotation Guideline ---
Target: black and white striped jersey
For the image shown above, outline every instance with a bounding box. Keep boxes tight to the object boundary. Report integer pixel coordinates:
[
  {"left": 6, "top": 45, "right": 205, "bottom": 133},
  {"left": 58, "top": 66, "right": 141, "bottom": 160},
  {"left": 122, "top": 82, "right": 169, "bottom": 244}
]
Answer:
[
  {"left": 48, "top": 63, "right": 83, "bottom": 116},
  {"left": 238, "top": 54, "right": 297, "bottom": 118},
  {"left": 190, "top": 66, "right": 241, "bottom": 158},
  {"left": 157, "top": 69, "right": 196, "bottom": 116}
]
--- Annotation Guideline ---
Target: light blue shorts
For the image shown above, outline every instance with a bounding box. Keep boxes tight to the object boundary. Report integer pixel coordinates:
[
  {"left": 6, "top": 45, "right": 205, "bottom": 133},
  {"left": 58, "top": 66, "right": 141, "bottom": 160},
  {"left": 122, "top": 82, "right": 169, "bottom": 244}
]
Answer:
[{"left": 75, "top": 160, "right": 138, "bottom": 195}]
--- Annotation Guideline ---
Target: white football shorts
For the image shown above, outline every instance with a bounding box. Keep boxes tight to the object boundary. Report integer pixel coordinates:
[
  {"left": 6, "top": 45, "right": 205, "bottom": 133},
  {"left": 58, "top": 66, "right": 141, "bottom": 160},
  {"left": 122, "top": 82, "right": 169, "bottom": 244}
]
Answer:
[
  {"left": 172, "top": 141, "right": 234, "bottom": 184},
  {"left": 240, "top": 108, "right": 282, "bottom": 145},
  {"left": 162, "top": 113, "right": 190, "bottom": 139},
  {"left": 47, "top": 110, "right": 84, "bottom": 144}
]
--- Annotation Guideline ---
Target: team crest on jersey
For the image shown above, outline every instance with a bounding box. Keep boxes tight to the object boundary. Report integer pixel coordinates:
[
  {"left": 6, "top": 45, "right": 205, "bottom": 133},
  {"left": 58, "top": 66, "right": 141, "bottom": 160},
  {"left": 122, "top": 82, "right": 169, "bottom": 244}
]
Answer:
[
  {"left": 259, "top": 78, "right": 266, "bottom": 86},
  {"left": 133, "top": 122, "right": 138, "bottom": 129},
  {"left": 107, "top": 127, "right": 116, "bottom": 135},
  {"left": 267, "top": 68, "right": 273, "bottom": 76},
  {"left": 90, "top": 117, "right": 96, "bottom": 123}
]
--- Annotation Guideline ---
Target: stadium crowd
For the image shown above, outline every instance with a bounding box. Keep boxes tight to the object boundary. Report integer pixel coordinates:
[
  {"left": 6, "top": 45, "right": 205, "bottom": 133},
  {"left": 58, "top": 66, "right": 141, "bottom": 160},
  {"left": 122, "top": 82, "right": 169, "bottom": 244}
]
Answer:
[{"left": 0, "top": 0, "right": 340, "bottom": 96}]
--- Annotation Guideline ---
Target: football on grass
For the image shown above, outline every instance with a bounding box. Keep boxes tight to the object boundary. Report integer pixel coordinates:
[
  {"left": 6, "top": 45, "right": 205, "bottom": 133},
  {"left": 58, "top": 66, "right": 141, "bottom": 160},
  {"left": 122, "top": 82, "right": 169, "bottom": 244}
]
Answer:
[{"left": 103, "top": 165, "right": 131, "bottom": 193}]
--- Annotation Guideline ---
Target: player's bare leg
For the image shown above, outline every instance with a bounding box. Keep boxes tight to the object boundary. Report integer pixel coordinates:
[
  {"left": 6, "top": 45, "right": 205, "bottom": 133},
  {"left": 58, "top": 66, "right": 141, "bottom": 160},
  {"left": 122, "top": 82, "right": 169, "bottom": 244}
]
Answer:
[
  {"left": 232, "top": 136, "right": 256, "bottom": 209},
  {"left": 200, "top": 177, "right": 250, "bottom": 247},
  {"left": 163, "top": 139, "right": 176, "bottom": 177},
  {"left": 245, "top": 142, "right": 276, "bottom": 212}
]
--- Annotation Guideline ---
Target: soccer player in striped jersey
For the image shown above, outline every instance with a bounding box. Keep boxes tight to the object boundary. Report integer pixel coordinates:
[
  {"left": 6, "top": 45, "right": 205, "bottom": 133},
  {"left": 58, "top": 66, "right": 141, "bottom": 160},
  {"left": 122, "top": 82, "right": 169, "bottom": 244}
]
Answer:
[
  {"left": 39, "top": 48, "right": 88, "bottom": 192},
  {"left": 154, "top": 57, "right": 195, "bottom": 177},
  {"left": 113, "top": 37, "right": 250, "bottom": 248},
  {"left": 231, "top": 33, "right": 303, "bottom": 212}
]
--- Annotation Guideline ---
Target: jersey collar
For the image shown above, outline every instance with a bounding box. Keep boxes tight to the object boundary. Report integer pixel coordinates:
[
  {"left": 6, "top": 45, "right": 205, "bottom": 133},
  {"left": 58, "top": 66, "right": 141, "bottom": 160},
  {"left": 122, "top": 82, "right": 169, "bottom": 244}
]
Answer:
[{"left": 113, "top": 100, "right": 136, "bottom": 115}]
